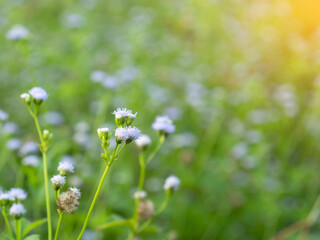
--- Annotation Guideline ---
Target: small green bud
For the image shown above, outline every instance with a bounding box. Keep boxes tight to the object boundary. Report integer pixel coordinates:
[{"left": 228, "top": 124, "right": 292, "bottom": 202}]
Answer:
[
  {"left": 115, "top": 117, "right": 126, "bottom": 127},
  {"left": 126, "top": 117, "right": 134, "bottom": 126},
  {"left": 43, "top": 129, "right": 52, "bottom": 142},
  {"left": 20, "top": 93, "right": 31, "bottom": 105}
]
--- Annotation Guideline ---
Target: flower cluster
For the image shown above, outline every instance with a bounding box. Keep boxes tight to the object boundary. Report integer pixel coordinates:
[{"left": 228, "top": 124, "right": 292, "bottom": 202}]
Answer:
[
  {"left": 0, "top": 187, "right": 27, "bottom": 219},
  {"left": 21, "top": 87, "right": 48, "bottom": 107},
  {"left": 51, "top": 158, "right": 75, "bottom": 190},
  {"left": 57, "top": 187, "right": 81, "bottom": 214},
  {"left": 152, "top": 116, "right": 176, "bottom": 135},
  {"left": 113, "top": 108, "right": 137, "bottom": 127}
]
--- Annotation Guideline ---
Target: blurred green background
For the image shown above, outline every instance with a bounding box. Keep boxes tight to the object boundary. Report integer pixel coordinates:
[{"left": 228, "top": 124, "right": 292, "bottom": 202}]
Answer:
[{"left": 1, "top": 0, "right": 320, "bottom": 239}]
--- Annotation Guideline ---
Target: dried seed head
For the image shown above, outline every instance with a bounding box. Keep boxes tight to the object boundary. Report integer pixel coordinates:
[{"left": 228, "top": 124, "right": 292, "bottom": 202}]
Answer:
[
  {"left": 138, "top": 199, "right": 155, "bottom": 220},
  {"left": 57, "top": 187, "right": 81, "bottom": 214}
]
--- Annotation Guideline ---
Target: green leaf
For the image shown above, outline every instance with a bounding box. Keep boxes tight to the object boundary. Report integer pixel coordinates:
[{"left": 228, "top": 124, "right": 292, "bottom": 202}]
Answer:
[
  {"left": 22, "top": 219, "right": 47, "bottom": 238},
  {"left": 95, "top": 219, "right": 132, "bottom": 231},
  {"left": 23, "top": 234, "right": 40, "bottom": 240}
]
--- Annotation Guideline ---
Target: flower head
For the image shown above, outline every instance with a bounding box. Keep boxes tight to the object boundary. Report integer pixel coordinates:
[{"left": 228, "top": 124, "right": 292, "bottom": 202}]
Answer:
[
  {"left": 135, "top": 134, "right": 151, "bottom": 150},
  {"left": 51, "top": 175, "right": 66, "bottom": 190},
  {"left": 6, "top": 138, "right": 21, "bottom": 151},
  {"left": 9, "top": 188, "right": 27, "bottom": 201},
  {"left": 164, "top": 175, "right": 180, "bottom": 191},
  {"left": 58, "top": 159, "right": 74, "bottom": 176},
  {"left": 0, "top": 191, "right": 14, "bottom": 206},
  {"left": 112, "top": 108, "right": 137, "bottom": 126},
  {"left": 138, "top": 200, "right": 155, "bottom": 220},
  {"left": 152, "top": 116, "right": 175, "bottom": 134},
  {"left": 10, "top": 203, "right": 26, "bottom": 219},
  {"left": 22, "top": 155, "right": 40, "bottom": 167},
  {"left": 0, "top": 109, "right": 8, "bottom": 121},
  {"left": 133, "top": 190, "right": 147, "bottom": 200},
  {"left": 6, "top": 25, "right": 29, "bottom": 41},
  {"left": 19, "top": 141, "right": 39, "bottom": 156},
  {"left": 57, "top": 187, "right": 81, "bottom": 214},
  {"left": 28, "top": 87, "right": 48, "bottom": 101},
  {"left": 115, "top": 126, "right": 140, "bottom": 144}
]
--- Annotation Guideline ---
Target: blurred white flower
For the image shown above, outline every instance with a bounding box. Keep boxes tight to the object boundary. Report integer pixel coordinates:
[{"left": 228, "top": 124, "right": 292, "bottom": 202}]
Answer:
[
  {"left": 102, "top": 76, "right": 118, "bottom": 90},
  {"left": 171, "top": 132, "right": 197, "bottom": 148},
  {"left": 2, "top": 122, "right": 19, "bottom": 135},
  {"left": 10, "top": 203, "right": 26, "bottom": 217},
  {"left": 19, "top": 141, "right": 39, "bottom": 156},
  {"left": 58, "top": 159, "right": 74, "bottom": 175},
  {"left": 9, "top": 188, "right": 27, "bottom": 201},
  {"left": 245, "top": 130, "right": 262, "bottom": 144},
  {"left": 133, "top": 190, "right": 147, "bottom": 199},
  {"left": 75, "top": 121, "right": 90, "bottom": 133},
  {"left": 0, "top": 191, "right": 14, "bottom": 202},
  {"left": 152, "top": 116, "right": 175, "bottom": 134},
  {"left": 163, "top": 107, "right": 183, "bottom": 121},
  {"left": 64, "top": 14, "right": 85, "bottom": 29},
  {"left": 231, "top": 142, "right": 248, "bottom": 159},
  {"left": 0, "top": 109, "right": 8, "bottom": 121},
  {"left": 22, "top": 155, "right": 40, "bottom": 167},
  {"left": 6, "top": 138, "right": 21, "bottom": 151},
  {"left": 43, "top": 111, "right": 64, "bottom": 126},
  {"left": 29, "top": 87, "right": 48, "bottom": 101},
  {"left": 116, "top": 66, "right": 139, "bottom": 83},
  {"left": 164, "top": 176, "right": 180, "bottom": 191},
  {"left": 90, "top": 70, "right": 107, "bottom": 83},
  {"left": 135, "top": 134, "right": 151, "bottom": 148},
  {"left": 6, "top": 25, "right": 29, "bottom": 41}
]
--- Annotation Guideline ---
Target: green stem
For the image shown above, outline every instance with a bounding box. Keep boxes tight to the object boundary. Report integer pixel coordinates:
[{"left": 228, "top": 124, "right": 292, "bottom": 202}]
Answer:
[
  {"left": 77, "top": 143, "right": 121, "bottom": 240},
  {"left": 31, "top": 112, "right": 52, "bottom": 240},
  {"left": 146, "top": 135, "right": 165, "bottom": 165},
  {"left": 128, "top": 152, "right": 146, "bottom": 239},
  {"left": 16, "top": 218, "right": 21, "bottom": 240},
  {"left": 1, "top": 207, "right": 13, "bottom": 236},
  {"left": 138, "top": 190, "right": 172, "bottom": 234},
  {"left": 54, "top": 212, "right": 64, "bottom": 240}
]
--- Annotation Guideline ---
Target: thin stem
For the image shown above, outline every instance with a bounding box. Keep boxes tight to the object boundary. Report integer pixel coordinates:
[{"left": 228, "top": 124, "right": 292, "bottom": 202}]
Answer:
[
  {"left": 1, "top": 207, "right": 13, "bottom": 236},
  {"left": 31, "top": 112, "right": 52, "bottom": 240},
  {"left": 16, "top": 218, "right": 21, "bottom": 240},
  {"left": 146, "top": 135, "right": 165, "bottom": 165},
  {"left": 54, "top": 212, "right": 64, "bottom": 240},
  {"left": 128, "top": 152, "right": 146, "bottom": 240},
  {"left": 138, "top": 190, "right": 172, "bottom": 234},
  {"left": 77, "top": 143, "right": 121, "bottom": 240}
]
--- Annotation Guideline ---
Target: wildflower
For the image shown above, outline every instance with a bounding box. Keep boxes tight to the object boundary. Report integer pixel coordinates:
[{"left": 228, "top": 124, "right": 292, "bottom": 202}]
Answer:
[
  {"left": 133, "top": 190, "right": 147, "bottom": 200},
  {"left": 57, "top": 187, "right": 81, "bottom": 214},
  {"left": 113, "top": 108, "right": 137, "bottom": 126},
  {"left": 164, "top": 176, "right": 180, "bottom": 191},
  {"left": 0, "top": 109, "right": 9, "bottom": 122},
  {"left": 2, "top": 122, "right": 19, "bottom": 135},
  {"left": 102, "top": 76, "right": 118, "bottom": 90},
  {"left": 6, "top": 138, "right": 21, "bottom": 151},
  {"left": 90, "top": 70, "right": 107, "bottom": 83},
  {"left": 115, "top": 126, "right": 140, "bottom": 144},
  {"left": 20, "top": 93, "right": 31, "bottom": 105},
  {"left": 9, "top": 203, "right": 26, "bottom": 219},
  {"left": 51, "top": 175, "right": 66, "bottom": 190},
  {"left": 138, "top": 199, "right": 155, "bottom": 220},
  {"left": 6, "top": 25, "right": 29, "bottom": 41},
  {"left": 19, "top": 141, "right": 39, "bottom": 156},
  {"left": 58, "top": 159, "right": 74, "bottom": 176},
  {"left": 22, "top": 155, "right": 40, "bottom": 167},
  {"left": 152, "top": 116, "right": 175, "bottom": 135},
  {"left": 135, "top": 134, "right": 151, "bottom": 150},
  {"left": 9, "top": 188, "right": 27, "bottom": 201},
  {"left": 0, "top": 191, "right": 14, "bottom": 206},
  {"left": 43, "top": 111, "right": 64, "bottom": 126},
  {"left": 28, "top": 87, "right": 48, "bottom": 102},
  {"left": 97, "top": 128, "right": 110, "bottom": 149}
]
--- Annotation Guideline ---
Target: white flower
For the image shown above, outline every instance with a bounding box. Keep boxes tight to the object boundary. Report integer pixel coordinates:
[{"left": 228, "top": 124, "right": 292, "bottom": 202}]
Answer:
[
  {"left": 102, "top": 76, "right": 118, "bottom": 90},
  {"left": 0, "top": 109, "right": 8, "bottom": 121},
  {"left": 9, "top": 188, "right": 27, "bottom": 201},
  {"left": 164, "top": 175, "right": 180, "bottom": 191},
  {"left": 97, "top": 127, "right": 109, "bottom": 134},
  {"left": 58, "top": 159, "right": 74, "bottom": 175},
  {"left": 152, "top": 116, "right": 175, "bottom": 134},
  {"left": 69, "top": 187, "right": 81, "bottom": 198},
  {"left": 2, "top": 122, "right": 19, "bottom": 135},
  {"left": 0, "top": 191, "right": 14, "bottom": 202},
  {"left": 10, "top": 203, "right": 26, "bottom": 217},
  {"left": 19, "top": 141, "right": 39, "bottom": 156},
  {"left": 133, "top": 190, "right": 147, "bottom": 199},
  {"left": 6, "top": 138, "right": 21, "bottom": 151},
  {"left": 112, "top": 108, "right": 137, "bottom": 119},
  {"left": 115, "top": 126, "right": 140, "bottom": 143},
  {"left": 90, "top": 70, "right": 107, "bottom": 83},
  {"left": 43, "top": 112, "right": 64, "bottom": 126},
  {"left": 135, "top": 134, "right": 151, "bottom": 148},
  {"left": 28, "top": 87, "right": 48, "bottom": 101},
  {"left": 64, "top": 14, "right": 85, "bottom": 29},
  {"left": 6, "top": 25, "right": 29, "bottom": 41},
  {"left": 22, "top": 155, "right": 40, "bottom": 167},
  {"left": 51, "top": 175, "right": 66, "bottom": 188}
]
